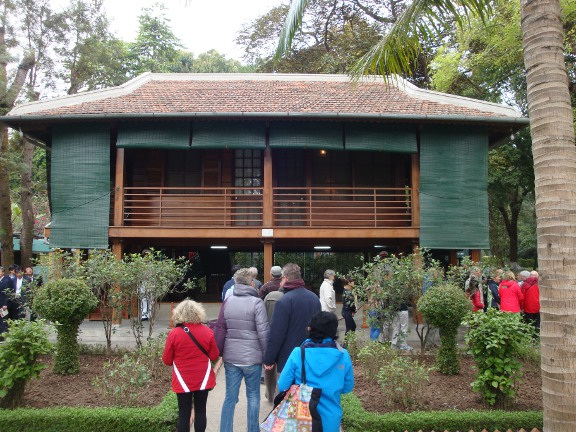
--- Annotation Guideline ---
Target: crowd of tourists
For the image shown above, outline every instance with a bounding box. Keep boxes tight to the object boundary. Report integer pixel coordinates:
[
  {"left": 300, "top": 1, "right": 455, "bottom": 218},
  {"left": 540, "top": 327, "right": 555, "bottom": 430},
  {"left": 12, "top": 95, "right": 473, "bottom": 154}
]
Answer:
[
  {"left": 0, "top": 264, "right": 41, "bottom": 339},
  {"left": 465, "top": 266, "right": 541, "bottom": 333},
  {"left": 163, "top": 262, "right": 354, "bottom": 432}
]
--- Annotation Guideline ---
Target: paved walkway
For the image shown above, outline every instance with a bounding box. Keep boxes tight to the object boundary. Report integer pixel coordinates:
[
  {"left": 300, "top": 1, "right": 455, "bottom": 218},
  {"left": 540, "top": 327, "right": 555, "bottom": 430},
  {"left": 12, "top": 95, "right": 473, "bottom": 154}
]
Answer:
[{"left": 68, "top": 302, "right": 447, "bottom": 432}]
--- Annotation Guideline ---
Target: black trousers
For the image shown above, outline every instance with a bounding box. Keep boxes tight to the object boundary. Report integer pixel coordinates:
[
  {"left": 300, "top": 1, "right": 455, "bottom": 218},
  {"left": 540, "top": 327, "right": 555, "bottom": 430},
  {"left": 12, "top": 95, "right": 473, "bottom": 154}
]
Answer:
[
  {"left": 342, "top": 308, "right": 357, "bottom": 334},
  {"left": 176, "top": 389, "right": 210, "bottom": 432}
]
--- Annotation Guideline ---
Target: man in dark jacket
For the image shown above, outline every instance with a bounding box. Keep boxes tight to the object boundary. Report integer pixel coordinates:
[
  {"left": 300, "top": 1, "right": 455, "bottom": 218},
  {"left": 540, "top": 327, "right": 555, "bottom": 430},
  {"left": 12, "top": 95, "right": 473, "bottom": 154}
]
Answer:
[
  {"left": 0, "top": 266, "right": 15, "bottom": 339},
  {"left": 263, "top": 263, "right": 321, "bottom": 372},
  {"left": 258, "top": 265, "right": 283, "bottom": 299}
]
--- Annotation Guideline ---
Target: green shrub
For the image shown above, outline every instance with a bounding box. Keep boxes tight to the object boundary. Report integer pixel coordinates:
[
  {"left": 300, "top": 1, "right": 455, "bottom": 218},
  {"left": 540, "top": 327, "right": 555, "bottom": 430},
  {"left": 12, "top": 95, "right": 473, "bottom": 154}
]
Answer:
[
  {"left": 376, "top": 355, "right": 431, "bottom": 408},
  {"left": 0, "top": 392, "right": 178, "bottom": 432},
  {"left": 0, "top": 319, "right": 53, "bottom": 408},
  {"left": 417, "top": 283, "right": 471, "bottom": 375},
  {"left": 33, "top": 278, "right": 98, "bottom": 375},
  {"left": 93, "top": 335, "right": 170, "bottom": 406},
  {"left": 341, "top": 393, "right": 543, "bottom": 432},
  {"left": 343, "top": 330, "right": 359, "bottom": 362},
  {"left": 357, "top": 341, "right": 397, "bottom": 380},
  {"left": 463, "top": 308, "right": 534, "bottom": 407}
]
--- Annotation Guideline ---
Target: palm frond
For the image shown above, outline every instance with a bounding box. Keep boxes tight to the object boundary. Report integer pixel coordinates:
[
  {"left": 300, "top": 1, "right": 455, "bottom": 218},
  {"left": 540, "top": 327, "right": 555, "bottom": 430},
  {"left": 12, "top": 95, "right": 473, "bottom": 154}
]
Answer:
[
  {"left": 350, "top": 0, "right": 494, "bottom": 81},
  {"left": 275, "top": 0, "right": 310, "bottom": 60}
]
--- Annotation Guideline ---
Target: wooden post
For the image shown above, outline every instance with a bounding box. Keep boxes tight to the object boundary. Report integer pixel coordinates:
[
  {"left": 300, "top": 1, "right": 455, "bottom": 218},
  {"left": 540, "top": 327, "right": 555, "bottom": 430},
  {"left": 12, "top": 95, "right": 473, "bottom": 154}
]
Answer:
[
  {"left": 113, "top": 148, "right": 125, "bottom": 227},
  {"left": 411, "top": 153, "right": 420, "bottom": 228},
  {"left": 471, "top": 249, "right": 481, "bottom": 263},
  {"left": 263, "top": 240, "right": 273, "bottom": 283},
  {"left": 361, "top": 305, "right": 369, "bottom": 329}
]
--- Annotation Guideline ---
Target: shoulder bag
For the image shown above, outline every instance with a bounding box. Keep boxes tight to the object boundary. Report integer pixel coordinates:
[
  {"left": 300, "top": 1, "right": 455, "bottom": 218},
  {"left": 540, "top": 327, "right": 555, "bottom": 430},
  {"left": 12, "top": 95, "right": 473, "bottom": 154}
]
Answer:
[
  {"left": 207, "top": 299, "right": 227, "bottom": 354},
  {"left": 260, "top": 343, "right": 323, "bottom": 432}
]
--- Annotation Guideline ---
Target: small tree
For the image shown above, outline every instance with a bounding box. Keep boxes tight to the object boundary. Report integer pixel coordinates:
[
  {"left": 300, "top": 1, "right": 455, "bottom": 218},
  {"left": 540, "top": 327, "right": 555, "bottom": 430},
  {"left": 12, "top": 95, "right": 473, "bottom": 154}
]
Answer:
[
  {"left": 33, "top": 278, "right": 98, "bottom": 374},
  {"left": 417, "top": 283, "right": 471, "bottom": 375},
  {"left": 463, "top": 308, "right": 534, "bottom": 407},
  {"left": 82, "top": 249, "right": 127, "bottom": 353},
  {"left": 120, "top": 250, "right": 189, "bottom": 348},
  {"left": 0, "top": 319, "right": 53, "bottom": 408}
]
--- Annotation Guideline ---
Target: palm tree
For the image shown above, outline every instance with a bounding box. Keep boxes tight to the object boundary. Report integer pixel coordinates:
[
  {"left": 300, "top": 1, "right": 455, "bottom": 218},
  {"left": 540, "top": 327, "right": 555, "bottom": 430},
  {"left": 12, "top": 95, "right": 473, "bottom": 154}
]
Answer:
[{"left": 277, "top": 0, "right": 576, "bottom": 430}]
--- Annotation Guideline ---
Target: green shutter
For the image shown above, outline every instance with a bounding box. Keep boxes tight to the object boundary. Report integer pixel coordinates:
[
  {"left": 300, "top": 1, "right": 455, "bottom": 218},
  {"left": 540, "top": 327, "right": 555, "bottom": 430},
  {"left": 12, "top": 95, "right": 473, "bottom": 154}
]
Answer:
[
  {"left": 117, "top": 121, "right": 190, "bottom": 149},
  {"left": 269, "top": 121, "right": 344, "bottom": 149},
  {"left": 345, "top": 123, "right": 417, "bottom": 153},
  {"left": 420, "top": 126, "right": 489, "bottom": 249},
  {"left": 192, "top": 121, "right": 265, "bottom": 149},
  {"left": 50, "top": 124, "right": 110, "bottom": 249}
]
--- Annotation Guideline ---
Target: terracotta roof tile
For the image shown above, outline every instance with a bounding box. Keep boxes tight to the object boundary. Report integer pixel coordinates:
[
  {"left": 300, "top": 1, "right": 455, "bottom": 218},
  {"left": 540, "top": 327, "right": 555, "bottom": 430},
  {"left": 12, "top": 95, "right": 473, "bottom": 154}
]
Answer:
[{"left": 8, "top": 74, "right": 523, "bottom": 119}]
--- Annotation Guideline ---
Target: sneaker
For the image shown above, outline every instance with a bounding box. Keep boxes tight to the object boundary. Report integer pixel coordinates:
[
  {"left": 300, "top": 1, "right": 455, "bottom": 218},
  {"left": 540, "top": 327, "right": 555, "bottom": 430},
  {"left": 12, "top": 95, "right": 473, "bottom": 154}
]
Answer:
[{"left": 398, "top": 344, "right": 413, "bottom": 351}]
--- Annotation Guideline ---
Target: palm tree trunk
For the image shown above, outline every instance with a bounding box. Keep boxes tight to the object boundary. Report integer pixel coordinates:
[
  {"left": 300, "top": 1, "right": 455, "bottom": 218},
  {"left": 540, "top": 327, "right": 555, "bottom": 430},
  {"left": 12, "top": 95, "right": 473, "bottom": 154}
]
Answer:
[{"left": 521, "top": 0, "right": 576, "bottom": 430}]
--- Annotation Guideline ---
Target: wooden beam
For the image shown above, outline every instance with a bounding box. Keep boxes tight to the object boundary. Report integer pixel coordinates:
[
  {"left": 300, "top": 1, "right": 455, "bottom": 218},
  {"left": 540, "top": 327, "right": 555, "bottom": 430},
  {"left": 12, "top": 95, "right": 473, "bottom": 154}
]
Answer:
[
  {"left": 263, "top": 240, "right": 273, "bottom": 283},
  {"left": 411, "top": 153, "right": 420, "bottom": 227},
  {"left": 113, "top": 148, "right": 125, "bottom": 226},
  {"left": 263, "top": 145, "right": 273, "bottom": 227},
  {"left": 471, "top": 249, "right": 481, "bottom": 263}
]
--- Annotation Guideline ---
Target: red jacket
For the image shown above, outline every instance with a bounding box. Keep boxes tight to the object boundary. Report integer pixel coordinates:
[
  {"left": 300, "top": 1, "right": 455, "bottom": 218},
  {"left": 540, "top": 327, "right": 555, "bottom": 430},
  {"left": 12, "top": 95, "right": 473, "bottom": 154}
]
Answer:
[
  {"left": 522, "top": 277, "right": 540, "bottom": 313},
  {"left": 470, "top": 290, "right": 484, "bottom": 312},
  {"left": 498, "top": 280, "right": 524, "bottom": 313},
  {"left": 163, "top": 323, "right": 220, "bottom": 393}
]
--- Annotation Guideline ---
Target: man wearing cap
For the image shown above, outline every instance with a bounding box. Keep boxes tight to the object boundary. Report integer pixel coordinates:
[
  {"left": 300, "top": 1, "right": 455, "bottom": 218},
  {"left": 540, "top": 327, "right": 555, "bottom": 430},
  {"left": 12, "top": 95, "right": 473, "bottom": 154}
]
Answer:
[
  {"left": 518, "top": 270, "right": 531, "bottom": 287},
  {"left": 263, "top": 263, "right": 321, "bottom": 373},
  {"left": 259, "top": 266, "right": 283, "bottom": 300}
]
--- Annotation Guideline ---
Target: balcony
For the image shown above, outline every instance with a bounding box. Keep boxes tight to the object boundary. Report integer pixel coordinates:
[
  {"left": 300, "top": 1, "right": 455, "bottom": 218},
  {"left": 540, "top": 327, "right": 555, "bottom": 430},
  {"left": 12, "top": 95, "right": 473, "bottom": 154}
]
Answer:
[{"left": 121, "top": 186, "right": 413, "bottom": 228}]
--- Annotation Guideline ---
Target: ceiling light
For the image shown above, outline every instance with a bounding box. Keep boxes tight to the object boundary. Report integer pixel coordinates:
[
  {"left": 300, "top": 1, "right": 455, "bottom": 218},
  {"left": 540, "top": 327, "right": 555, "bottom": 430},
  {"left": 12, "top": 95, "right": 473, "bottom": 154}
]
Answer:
[
  {"left": 314, "top": 246, "right": 331, "bottom": 250},
  {"left": 210, "top": 245, "right": 228, "bottom": 249}
]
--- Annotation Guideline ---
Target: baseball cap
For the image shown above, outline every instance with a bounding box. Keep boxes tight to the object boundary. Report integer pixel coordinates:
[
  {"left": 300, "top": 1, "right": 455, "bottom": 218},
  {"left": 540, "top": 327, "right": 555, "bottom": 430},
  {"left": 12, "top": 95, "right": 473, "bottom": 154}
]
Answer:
[{"left": 270, "top": 266, "right": 282, "bottom": 277}]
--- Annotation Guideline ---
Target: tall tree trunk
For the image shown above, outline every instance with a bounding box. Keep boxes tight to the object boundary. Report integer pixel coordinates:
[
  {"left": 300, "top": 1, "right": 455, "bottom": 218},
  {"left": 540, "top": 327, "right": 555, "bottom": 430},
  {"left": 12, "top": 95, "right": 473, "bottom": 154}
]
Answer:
[
  {"left": 521, "top": 0, "right": 576, "bottom": 430},
  {"left": 19, "top": 136, "right": 35, "bottom": 268},
  {"left": 0, "top": 127, "right": 14, "bottom": 267}
]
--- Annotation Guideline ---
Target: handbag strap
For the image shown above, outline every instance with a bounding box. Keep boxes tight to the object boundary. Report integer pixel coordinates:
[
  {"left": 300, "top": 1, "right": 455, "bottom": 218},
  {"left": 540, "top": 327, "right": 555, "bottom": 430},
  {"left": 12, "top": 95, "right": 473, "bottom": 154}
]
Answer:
[
  {"left": 300, "top": 344, "right": 307, "bottom": 384},
  {"left": 182, "top": 326, "right": 210, "bottom": 358}
]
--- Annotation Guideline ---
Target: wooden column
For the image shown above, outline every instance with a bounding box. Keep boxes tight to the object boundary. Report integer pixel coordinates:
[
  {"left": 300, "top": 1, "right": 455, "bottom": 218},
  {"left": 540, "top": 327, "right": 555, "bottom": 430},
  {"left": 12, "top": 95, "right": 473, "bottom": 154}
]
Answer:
[
  {"left": 113, "top": 148, "right": 125, "bottom": 227},
  {"left": 411, "top": 153, "right": 420, "bottom": 228},
  {"left": 470, "top": 249, "right": 481, "bottom": 263},
  {"left": 263, "top": 145, "right": 273, "bottom": 227},
  {"left": 263, "top": 240, "right": 273, "bottom": 283},
  {"left": 111, "top": 240, "right": 123, "bottom": 324},
  {"left": 449, "top": 250, "right": 458, "bottom": 266}
]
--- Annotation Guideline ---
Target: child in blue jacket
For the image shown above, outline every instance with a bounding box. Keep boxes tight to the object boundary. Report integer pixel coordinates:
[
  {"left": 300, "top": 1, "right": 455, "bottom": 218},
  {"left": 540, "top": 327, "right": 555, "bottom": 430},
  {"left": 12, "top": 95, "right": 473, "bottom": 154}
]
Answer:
[{"left": 277, "top": 311, "right": 354, "bottom": 432}]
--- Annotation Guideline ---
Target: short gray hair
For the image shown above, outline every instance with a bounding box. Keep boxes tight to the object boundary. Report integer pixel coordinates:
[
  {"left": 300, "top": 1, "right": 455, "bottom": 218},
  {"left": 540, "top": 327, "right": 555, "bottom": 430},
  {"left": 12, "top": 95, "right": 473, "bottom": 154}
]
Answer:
[
  {"left": 172, "top": 300, "right": 206, "bottom": 325},
  {"left": 234, "top": 268, "right": 254, "bottom": 285},
  {"left": 282, "top": 263, "right": 301, "bottom": 281},
  {"left": 249, "top": 266, "right": 258, "bottom": 277},
  {"left": 324, "top": 269, "right": 335, "bottom": 279}
]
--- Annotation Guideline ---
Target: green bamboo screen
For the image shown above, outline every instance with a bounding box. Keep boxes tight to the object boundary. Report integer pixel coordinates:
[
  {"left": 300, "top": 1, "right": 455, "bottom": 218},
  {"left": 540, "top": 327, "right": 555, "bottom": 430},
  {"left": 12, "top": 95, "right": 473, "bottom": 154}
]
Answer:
[
  {"left": 345, "top": 123, "right": 417, "bottom": 152},
  {"left": 116, "top": 121, "right": 190, "bottom": 149}
]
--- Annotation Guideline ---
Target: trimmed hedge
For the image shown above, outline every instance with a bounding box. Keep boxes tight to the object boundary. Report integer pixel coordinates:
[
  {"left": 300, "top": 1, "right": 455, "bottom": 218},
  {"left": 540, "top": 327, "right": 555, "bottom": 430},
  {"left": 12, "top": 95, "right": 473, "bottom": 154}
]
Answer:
[
  {"left": 0, "top": 392, "right": 177, "bottom": 432},
  {"left": 341, "top": 393, "right": 543, "bottom": 432}
]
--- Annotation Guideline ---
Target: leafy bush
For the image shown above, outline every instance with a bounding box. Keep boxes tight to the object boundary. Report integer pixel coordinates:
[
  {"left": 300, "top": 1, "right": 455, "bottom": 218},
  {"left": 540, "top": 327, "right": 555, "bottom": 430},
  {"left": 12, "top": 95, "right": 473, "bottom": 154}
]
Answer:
[
  {"left": 0, "top": 319, "right": 53, "bottom": 408},
  {"left": 376, "top": 355, "right": 431, "bottom": 408},
  {"left": 417, "top": 283, "right": 471, "bottom": 374},
  {"left": 341, "top": 393, "right": 542, "bottom": 432},
  {"left": 93, "top": 335, "right": 169, "bottom": 406},
  {"left": 33, "top": 278, "right": 98, "bottom": 375},
  {"left": 463, "top": 308, "right": 534, "bottom": 407},
  {"left": 343, "top": 330, "right": 359, "bottom": 362},
  {"left": 357, "top": 341, "right": 398, "bottom": 380},
  {"left": 93, "top": 354, "right": 152, "bottom": 406}
]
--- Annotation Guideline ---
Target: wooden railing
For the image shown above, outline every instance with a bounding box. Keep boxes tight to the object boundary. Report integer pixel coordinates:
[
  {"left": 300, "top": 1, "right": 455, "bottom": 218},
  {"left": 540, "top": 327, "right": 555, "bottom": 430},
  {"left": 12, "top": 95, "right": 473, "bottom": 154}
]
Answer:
[
  {"left": 123, "top": 187, "right": 263, "bottom": 227},
  {"left": 120, "top": 186, "right": 412, "bottom": 228},
  {"left": 273, "top": 187, "right": 412, "bottom": 228}
]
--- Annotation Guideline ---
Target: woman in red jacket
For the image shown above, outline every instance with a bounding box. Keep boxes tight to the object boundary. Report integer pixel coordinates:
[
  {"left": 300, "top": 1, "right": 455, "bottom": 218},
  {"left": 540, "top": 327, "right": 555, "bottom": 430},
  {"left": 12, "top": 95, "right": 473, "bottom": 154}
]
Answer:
[
  {"left": 163, "top": 300, "right": 220, "bottom": 432},
  {"left": 522, "top": 271, "right": 541, "bottom": 335},
  {"left": 466, "top": 278, "right": 484, "bottom": 312},
  {"left": 498, "top": 271, "right": 524, "bottom": 313}
]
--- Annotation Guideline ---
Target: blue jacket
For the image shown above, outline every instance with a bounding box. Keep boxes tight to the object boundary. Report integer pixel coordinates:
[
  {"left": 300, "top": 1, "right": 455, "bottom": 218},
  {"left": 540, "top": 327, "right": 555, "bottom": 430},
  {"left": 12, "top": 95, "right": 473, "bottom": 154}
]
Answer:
[
  {"left": 278, "top": 340, "right": 354, "bottom": 432},
  {"left": 263, "top": 286, "right": 321, "bottom": 371}
]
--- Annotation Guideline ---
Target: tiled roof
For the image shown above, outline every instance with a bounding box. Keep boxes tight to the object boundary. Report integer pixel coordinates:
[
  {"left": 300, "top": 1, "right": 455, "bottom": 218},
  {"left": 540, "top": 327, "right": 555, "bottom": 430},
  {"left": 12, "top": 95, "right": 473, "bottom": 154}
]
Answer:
[{"left": 7, "top": 73, "right": 523, "bottom": 119}]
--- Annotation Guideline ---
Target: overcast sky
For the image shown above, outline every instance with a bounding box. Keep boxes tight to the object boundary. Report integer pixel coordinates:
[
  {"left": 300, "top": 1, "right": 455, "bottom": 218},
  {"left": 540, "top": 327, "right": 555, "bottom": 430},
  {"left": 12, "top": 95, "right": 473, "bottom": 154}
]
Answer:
[
  {"left": 105, "top": 0, "right": 282, "bottom": 61},
  {"left": 53, "top": 0, "right": 282, "bottom": 62}
]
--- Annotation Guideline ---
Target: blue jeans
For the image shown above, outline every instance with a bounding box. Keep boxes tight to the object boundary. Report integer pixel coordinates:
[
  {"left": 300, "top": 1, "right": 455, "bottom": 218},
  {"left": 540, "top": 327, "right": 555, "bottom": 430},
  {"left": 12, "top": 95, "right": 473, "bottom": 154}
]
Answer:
[
  {"left": 220, "top": 363, "right": 261, "bottom": 432},
  {"left": 368, "top": 310, "right": 381, "bottom": 340}
]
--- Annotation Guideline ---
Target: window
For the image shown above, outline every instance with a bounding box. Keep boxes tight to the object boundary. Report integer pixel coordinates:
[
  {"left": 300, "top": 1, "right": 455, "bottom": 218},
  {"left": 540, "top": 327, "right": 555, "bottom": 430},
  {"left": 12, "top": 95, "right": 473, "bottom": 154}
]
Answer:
[{"left": 234, "top": 149, "right": 262, "bottom": 194}]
